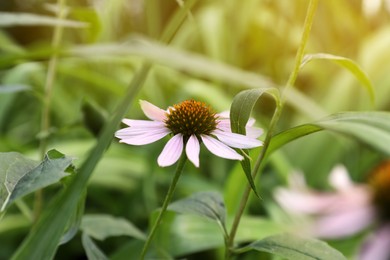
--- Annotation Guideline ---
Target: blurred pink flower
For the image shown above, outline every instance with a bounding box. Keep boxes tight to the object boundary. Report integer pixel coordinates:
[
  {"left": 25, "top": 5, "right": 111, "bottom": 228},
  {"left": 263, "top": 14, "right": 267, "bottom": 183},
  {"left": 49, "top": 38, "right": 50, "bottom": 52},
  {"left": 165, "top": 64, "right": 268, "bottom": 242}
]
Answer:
[
  {"left": 115, "top": 100, "right": 263, "bottom": 167},
  {"left": 274, "top": 163, "right": 390, "bottom": 260}
]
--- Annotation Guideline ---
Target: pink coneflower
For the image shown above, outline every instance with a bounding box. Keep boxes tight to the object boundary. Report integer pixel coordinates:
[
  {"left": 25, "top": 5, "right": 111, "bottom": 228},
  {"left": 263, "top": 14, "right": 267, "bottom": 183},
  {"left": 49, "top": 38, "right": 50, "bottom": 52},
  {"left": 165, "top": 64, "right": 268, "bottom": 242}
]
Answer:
[
  {"left": 274, "top": 162, "right": 390, "bottom": 260},
  {"left": 115, "top": 100, "right": 263, "bottom": 167}
]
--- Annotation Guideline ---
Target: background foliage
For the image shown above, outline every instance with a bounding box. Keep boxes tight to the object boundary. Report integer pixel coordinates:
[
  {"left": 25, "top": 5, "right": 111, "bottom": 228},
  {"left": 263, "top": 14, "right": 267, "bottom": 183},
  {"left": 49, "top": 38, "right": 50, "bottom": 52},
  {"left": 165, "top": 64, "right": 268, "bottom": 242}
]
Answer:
[{"left": 1, "top": 0, "right": 390, "bottom": 259}]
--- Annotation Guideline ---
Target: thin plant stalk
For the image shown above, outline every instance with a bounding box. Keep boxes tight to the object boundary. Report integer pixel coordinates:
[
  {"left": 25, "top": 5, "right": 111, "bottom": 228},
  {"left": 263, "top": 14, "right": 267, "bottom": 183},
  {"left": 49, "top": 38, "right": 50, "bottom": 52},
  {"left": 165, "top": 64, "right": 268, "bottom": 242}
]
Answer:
[
  {"left": 225, "top": 0, "right": 319, "bottom": 258},
  {"left": 35, "top": 0, "right": 67, "bottom": 221},
  {"left": 139, "top": 154, "right": 187, "bottom": 260}
]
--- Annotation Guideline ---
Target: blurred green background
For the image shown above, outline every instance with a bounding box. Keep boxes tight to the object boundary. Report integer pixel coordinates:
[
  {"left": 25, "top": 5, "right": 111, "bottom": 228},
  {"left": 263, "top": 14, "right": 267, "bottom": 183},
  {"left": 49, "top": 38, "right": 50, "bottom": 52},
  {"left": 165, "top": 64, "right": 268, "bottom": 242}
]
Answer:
[{"left": 1, "top": 0, "right": 390, "bottom": 259}]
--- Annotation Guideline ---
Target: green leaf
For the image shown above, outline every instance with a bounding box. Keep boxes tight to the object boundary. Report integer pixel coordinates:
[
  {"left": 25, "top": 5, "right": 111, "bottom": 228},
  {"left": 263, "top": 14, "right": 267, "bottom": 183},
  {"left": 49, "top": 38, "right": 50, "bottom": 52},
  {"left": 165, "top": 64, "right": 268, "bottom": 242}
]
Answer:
[
  {"left": 82, "top": 233, "right": 108, "bottom": 260},
  {"left": 230, "top": 89, "right": 278, "bottom": 198},
  {"left": 0, "top": 149, "right": 73, "bottom": 212},
  {"left": 10, "top": 2, "right": 205, "bottom": 259},
  {"left": 301, "top": 53, "right": 375, "bottom": 104},
  {"left": 242, "top": 233, "right": 346, "bottom": 260},
  {"left": 80, "top": 214, "right": 146, "bottom": 241},
  {"left": 267, "top": 112, "right": 390, "bottom": 157},
  {"left": 0, "top": 12, "right": 88, "bottom": 28},
  {"left": 168, "top": 191, "right": 226, "bottom": 227}
]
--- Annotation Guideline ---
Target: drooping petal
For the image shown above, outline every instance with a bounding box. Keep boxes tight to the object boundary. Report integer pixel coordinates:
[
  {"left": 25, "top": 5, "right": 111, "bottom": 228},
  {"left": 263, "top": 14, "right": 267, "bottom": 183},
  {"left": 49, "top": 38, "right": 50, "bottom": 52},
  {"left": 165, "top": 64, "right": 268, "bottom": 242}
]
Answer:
[
  {"left": 139, "top": 100, "right": 167, "bottom": 122},
  {"left": 360, "top": 224, "right": 390, "bottom": 260},
  {"left": 201, "top": 135, "right": 243, "bottom": 160},
  {"left": 186, "top": 135, "right": 200, "bottom": 167},
  {"left": 158, "top": 134, "right": 184, "bottom": 167},
  {"left": 213, "top": 129, "right": 263, "bottom": 149},
  {"left": 314, "top": 205, "right": 375, "bottom": 239},
  {"left": 117, "top": 128, "right": 170, "bottom": 145}
]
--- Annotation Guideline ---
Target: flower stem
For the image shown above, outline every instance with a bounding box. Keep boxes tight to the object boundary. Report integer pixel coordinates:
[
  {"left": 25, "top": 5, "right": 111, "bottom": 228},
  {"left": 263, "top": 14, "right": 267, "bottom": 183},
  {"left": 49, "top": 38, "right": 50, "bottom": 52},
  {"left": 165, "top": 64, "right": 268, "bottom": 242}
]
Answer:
[
  {"left": 225, "top": 0, "right": 318, "bottom": 258},
  {"left": 139, "top": 154, "right": 187, "bottom": 260}
]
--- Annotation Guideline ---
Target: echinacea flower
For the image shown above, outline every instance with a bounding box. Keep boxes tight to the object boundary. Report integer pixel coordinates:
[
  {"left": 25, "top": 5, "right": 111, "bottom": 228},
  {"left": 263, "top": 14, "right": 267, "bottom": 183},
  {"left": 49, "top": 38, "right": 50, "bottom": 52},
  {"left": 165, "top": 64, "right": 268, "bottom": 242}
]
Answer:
[
  {"left": 274, "top": 162, "right": 390, "bottom": 260},
  {"left": 115, "top": 100, "right": 263, "bottom": 167}
]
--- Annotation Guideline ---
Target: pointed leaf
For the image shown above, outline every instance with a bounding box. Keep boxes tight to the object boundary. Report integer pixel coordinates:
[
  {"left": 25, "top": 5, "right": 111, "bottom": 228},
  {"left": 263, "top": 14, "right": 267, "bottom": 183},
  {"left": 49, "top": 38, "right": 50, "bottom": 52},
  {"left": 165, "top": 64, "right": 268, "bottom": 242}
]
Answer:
[
  {"left": 301, "top": 53, "right": 375, "bottom": 104},
  {"left": 0, "top": 149, "right": 73, "bottom": 212},
  {"left": 80, "top": 214, "right": 146, "bottom": 241},
  {"left": 168, "top": 191, "right": 226, "bottom": 227},
  {"left": 243, "top": 233, "right": 346, "bottom": 260},
  {"left": 82, "top": 233, "right": 108, "bottom": 260}
]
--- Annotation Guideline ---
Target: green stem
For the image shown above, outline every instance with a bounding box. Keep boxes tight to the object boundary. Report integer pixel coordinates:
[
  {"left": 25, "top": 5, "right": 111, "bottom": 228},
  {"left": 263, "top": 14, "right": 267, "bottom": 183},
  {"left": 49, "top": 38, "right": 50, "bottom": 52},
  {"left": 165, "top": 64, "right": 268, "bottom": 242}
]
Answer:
[
  {"left": 225, "top": 0, "right": 318, "bottom": 258},
  {"left": 35, "top": 0, "right": 67, "bottom": 222},
  {"left": 139, "top": 154, "right": 187, "bottom": 260}
]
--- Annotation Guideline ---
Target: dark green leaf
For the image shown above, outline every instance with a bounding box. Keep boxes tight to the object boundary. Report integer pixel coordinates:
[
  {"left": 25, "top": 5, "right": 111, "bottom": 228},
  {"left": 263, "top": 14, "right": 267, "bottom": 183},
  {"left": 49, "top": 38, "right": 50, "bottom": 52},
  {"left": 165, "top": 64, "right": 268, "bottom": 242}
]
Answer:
[
  {"left": 0, "top": 149, "right": 73, "bottom": 212},
  {"left": 243, "top": 233, "right": 346, "bottom": 260},
  {"left": 82, "top": 233, "right": 108, "bottom": 260},
  {"left": 168, "top": 191, "right": 226, "bottom": 227},
  {"left": 80, "top": 214, "right": 146, "bottom": 241}
]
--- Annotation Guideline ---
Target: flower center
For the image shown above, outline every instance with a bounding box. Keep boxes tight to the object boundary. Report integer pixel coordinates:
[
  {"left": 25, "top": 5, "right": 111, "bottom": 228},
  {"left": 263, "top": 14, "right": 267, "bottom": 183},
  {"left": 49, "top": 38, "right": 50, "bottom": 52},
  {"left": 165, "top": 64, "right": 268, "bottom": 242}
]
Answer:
[
  {"left": 164, "top": 100, "right": 218, "bottom": 138},
  {"left": 368, "top": 160, "right": 390, "bottom": 221}
]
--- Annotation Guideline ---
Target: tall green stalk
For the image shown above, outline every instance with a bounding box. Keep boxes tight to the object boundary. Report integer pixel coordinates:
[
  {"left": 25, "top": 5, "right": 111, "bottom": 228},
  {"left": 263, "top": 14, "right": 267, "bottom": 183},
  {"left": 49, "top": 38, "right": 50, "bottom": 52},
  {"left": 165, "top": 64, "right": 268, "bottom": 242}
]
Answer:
[
  {"left": 225, "top": 0, "right": 319, "bottom": 258},
  {"left": 35, "top": 0, "right": 67, "bottom": 221}
]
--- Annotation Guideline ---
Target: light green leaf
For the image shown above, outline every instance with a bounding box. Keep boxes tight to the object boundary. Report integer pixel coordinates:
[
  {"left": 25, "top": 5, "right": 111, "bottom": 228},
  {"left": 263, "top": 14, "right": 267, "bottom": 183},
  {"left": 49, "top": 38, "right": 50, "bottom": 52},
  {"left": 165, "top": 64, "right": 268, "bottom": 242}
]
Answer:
[
  {"left": 241, "top": 233, "right": 346, "bottom": 260},
  {"left": 69, "top": 37, "right": 279, "bottom": 91},
  {"left": 0, "top": 12, "right": 88, "bottom": 28},
  {"left": 230, "top": 89, "right": 278, "bottom": 198},
  {"left": 82, "top": 233, "right": 108, "bottom": 260},
  {"left": 0, "top": 149, "right": 73, "bottom": 212},
  {"left": 168, "top": 191, "right": 226, "bottom": 227},
  {"left": 301, "top": 53, "right": 375, "bottom": 104},
  {"left": 267, "top": 112, "right": 390, "bottom": 157},
  {"left": 80, "top": 214, "right": 146, "bottom": 241}
]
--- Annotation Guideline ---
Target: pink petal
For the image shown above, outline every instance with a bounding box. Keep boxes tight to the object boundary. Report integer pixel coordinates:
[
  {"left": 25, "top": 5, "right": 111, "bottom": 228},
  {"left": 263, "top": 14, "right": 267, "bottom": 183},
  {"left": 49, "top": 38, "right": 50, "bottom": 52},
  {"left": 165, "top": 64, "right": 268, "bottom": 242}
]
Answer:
[
  {"left": 216, "top": 111, "right": 230, "bottom": 118},
  {"left": 213, "top": 129, "right": 263, "bottom": 149},
  {"left": 186, "top": 135, "right": 200, "bottom": 167},
  {"left": 201, "top": 135, "right": 243, "bottom": 160},
  {"left": 158, "top": 134, "right": 184, "bottom": 167},
  {"left": 139, "top": 100, "right": 167, "bottom": 122},
  {"left": 274, "top": 188, "right": 338, "bottom": 215},
  {"left": 328, "top": 165, "right": 354, "bottom": 191},
  {"left": 314, "top": 205, "right": 375, "bottom": 239},
  {"left": 118, "top": 129, "right": 170, "bottom": 145},
  {"left": 245, "top": 126, "right": 264, "bottom": 138},
  {"left": 360, "top": 224, "right": 390, "bottom": 260},
  {"left": 122, "top": 119, "right": 165, "bottom": 128}
]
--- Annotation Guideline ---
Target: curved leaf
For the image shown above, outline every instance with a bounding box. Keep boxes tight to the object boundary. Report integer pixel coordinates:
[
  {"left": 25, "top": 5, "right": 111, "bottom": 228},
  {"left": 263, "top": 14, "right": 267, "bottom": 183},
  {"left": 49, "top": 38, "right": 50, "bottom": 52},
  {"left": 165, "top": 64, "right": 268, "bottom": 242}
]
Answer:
[
  {"left": 241, "top": 233, "right": 346, "bottom": 260},
  {"left": 168, "top": 191, "right": 226, "bottom": 227},
  {"left": 301, "top": 53, "right": 375, "bottom": 104},
  {"left": 0, "top": 149, "right": 73, "bottom": 212},
  {"left": 267, "top": 112, "right": 390, "bottom": 157},
  {"left": 80, "top": 214, "right": 146, "bottom": 241},
  {"left": 230, "top": 89, "right": 279, "bottom": 197},
  {"left": 81, "top": 233, "right": 108, "bottom": 260}
]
